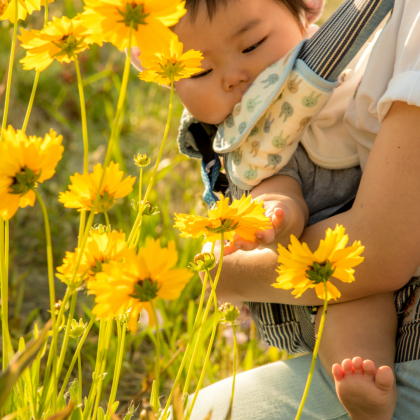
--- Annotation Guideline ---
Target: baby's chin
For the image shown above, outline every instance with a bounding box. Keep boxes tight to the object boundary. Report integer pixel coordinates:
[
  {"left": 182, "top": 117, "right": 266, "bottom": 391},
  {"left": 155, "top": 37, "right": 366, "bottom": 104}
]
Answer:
[{"left": 189, "top": 109, "right": 232, "bottom": 126}]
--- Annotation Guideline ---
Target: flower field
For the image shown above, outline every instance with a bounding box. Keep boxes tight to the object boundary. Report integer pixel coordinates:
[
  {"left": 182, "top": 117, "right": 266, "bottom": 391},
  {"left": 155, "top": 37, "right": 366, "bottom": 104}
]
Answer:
[{"left": 0, "top": 0, "right": 342, "bottom": 419}]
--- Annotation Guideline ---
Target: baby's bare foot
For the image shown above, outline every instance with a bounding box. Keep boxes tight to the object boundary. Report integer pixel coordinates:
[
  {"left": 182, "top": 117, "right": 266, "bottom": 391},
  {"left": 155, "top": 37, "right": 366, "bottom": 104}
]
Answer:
[{"left": 332, "top": 357, "right": 397, "bottom": 420}]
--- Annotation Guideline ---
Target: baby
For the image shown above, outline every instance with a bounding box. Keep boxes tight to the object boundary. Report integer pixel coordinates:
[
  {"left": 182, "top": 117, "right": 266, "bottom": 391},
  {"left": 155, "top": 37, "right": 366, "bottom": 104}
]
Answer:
[{"left": 136, "top": 0, "right": 397, "bottom": 418}]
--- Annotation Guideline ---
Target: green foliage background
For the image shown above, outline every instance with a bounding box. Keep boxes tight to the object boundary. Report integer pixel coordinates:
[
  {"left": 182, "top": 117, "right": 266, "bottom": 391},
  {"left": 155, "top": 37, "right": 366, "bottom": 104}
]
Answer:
[{"left": 0, "top": 0, "right": 341, "bottom": 411}]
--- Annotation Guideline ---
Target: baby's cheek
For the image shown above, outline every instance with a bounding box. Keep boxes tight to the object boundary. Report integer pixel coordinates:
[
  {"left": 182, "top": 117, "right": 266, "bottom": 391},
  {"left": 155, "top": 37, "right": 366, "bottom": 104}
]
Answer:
[{"left": 176, "top": 81, "right": 231, "bottom": 125}]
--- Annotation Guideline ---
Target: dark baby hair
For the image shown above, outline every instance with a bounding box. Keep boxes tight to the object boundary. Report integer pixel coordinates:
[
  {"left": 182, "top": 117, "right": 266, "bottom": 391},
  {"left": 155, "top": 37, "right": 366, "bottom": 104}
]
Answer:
[{"left": 185, "top": 0, "right": 312, "bottom": 24}]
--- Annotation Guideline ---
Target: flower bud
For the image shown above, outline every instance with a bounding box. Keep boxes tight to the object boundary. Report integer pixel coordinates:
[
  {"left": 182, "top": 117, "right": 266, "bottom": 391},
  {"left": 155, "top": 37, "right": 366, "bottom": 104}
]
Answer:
[
  {"left": 142, "top": 201, "right": 159, "bottom": 216},
  {"left": 219, "top": 302, "right": 241, "bottom": 325},
  {"left": 51, "top": 299, "right": 69, "bottom": 315},
  {"left": 117, "top": 311, "right": 130, "bottom": 324},
  {"left": 91, "top": 224, "right": 108, "bottom": 234},
  {"left": 68, "top": 318, "right": 88, "bottom": 338},
  {"left": 134, "top": 153, "right": 151, "bottom": 168},
  {"left": 189, "top": 252, "right": 216, "bottom": 272}
]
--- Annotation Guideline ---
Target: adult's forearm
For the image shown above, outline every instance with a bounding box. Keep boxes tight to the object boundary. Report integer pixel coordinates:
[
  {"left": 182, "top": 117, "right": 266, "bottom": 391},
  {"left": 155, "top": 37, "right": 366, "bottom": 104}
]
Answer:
[{"left": 218, "top": 102, "right": 420, "bottom": 306}]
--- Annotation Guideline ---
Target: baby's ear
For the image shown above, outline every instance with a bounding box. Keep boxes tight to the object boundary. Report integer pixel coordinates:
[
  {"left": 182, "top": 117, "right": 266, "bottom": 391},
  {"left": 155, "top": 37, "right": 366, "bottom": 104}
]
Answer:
[
  {"left": 127, "top": 46, "right": 145, "bottom": 71},
  {"left": 304, "top": 0, "right": 325, "bottom": 24}
]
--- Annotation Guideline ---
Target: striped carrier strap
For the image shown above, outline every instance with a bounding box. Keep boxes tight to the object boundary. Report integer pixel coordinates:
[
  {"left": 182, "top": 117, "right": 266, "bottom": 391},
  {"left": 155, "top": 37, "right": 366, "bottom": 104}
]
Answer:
[{"left": 298, "top": 0, "right": 394, "bottom": 82}]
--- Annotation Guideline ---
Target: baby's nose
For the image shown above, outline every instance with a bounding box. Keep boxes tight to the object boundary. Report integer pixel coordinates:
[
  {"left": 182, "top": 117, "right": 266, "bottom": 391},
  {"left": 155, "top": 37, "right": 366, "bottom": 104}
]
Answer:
[{"left": 222, "top": 67, "right": 250, "bottom": 92}]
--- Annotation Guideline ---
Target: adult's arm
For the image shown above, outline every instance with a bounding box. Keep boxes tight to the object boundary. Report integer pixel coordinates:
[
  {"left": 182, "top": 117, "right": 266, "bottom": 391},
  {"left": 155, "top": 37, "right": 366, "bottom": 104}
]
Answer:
[{"left": 215, "top": 101, "right": 420, "bottom": 306}]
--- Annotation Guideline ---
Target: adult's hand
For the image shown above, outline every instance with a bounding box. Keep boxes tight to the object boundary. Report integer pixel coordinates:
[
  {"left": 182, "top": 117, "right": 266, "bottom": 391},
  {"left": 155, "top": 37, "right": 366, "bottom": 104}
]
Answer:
[{"left": 214, "top": 102, "right": 420, "bottom": 306}]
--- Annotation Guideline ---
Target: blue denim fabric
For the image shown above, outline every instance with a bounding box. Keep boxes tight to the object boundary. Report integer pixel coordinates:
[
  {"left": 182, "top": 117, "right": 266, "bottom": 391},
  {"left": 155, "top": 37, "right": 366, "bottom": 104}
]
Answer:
[{"left": 185, "top": 355, "right": 420, "bottom": 420}]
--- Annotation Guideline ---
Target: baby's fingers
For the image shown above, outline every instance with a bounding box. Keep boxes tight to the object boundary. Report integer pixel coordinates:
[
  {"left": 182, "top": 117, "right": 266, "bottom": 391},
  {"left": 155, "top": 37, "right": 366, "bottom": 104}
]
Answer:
[
  {"left": 255, "top": 208, "right": 287, "bottom": 246},
  {"left": 231, "top": 236, "right": 260, "bottom": 251}
]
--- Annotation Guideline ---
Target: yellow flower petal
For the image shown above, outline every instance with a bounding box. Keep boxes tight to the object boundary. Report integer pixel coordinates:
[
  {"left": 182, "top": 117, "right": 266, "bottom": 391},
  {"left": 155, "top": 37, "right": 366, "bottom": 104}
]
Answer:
[
  {"left": 273, "top": 224, "right": 364, "bottom": 301},
  {"left": 0, "top": 126, "right": 63, "bottom": 220},
  {"left": 58, "top": 162, "right": 135, "bottom": 213},
  {"left": 81, "top": 0, "right": 185, "bottom": 52},
  {"left": 19, "top": 15, "right": 102, "bottom": 71},
  {"left": 87, "top": 238, "right": 192, "bottom": 332},
  {"left": 174, "top": 193, "right": 271, "bottom": 244}
]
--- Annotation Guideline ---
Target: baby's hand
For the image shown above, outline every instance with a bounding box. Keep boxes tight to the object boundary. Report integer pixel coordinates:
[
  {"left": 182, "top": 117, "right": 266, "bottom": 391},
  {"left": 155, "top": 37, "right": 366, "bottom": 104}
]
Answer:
[{"left": 224, "top": 201, "right": 289, "bottom": 254}]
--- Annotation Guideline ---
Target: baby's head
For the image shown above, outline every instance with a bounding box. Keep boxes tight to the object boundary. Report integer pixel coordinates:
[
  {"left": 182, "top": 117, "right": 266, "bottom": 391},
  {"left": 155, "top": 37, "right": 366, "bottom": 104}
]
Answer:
[{"left": 172, "top": 0, "right": 313, "bottom": 124}]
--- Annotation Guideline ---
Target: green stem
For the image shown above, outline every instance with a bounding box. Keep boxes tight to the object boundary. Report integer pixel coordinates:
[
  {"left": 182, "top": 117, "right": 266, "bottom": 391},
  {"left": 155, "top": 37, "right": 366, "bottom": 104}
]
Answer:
[
  {"left": 77, "top": 336, "right": 83, "bottom": 403},
  {"left": 0, "top": 218, "right": 11, "bottom": 369},
  {"left": 91, "top": 320, "right": 113, "bottom": 420},
  {"left": 294, "top": 280, "right": 328, "bottom": 420},
  {"left": 44, "top": 0, "right": 48, "bottom": 22},
  {"left": 131, "top": 167, "right": 143, "bottom": 247},
  {"left": 66, "top": 25, "right": 133, "bottom": 289},
  {"left": 185, "top": 259, "right": 223, "bottom": 420},
  {"left": 21, "top": 0, "right": 48, "bottom": 133},
  {"left": 74, "top": 56, "right": 89, "bottom": 174},
  {"left": 139, "top": 167, "right": 143, "bottom": 205},
  {"left": 182, "top": 239, "right": 223, "bottom": 396},
  {"left": 41, "top": 289, "right": 78, "bottom": 414},
  {"left": 79, "top": 210, "right": 87, "bottom": 247},
  {"left": 142, "top": 77, "right": 174, "bottom": 204},
  {"left": 57, "top": 291, "right": 78, "bottom": 375},
  {"left": 22, "top": 0, "right": 48, "bottom": 133},
  {"left": 103, "top": 208, "right": 110, "bottom": 230},
  {"left": 229, "top": 322, "right": 237, "bottom": 419},
  {"left": 105, "top": 321, "right": 126, "bottom": 420},
  {"left": 127, "top": 78, "right": 174, "bottom": 247},
  {"left": 34, "top": 189, "right": 57, "bottom": 412},
  {"left": 22, "top": 72, "right": 40, "bottom": 134},
  {"left": 0, "top": 0, "right": 19, "bottom": 138},
  {"left": 83, "top": 319, "right": 106, "bottom": 420},
  {"left": 58, "top": 316, "right": 94, "bottom": 401},
  {"left": 161, "top": 267, "right": 213, "bottom": 418},
  {"left": 34, "top": 190, "right": 56, "bottom": 331},
  {"left": 150, "top": 300, "right": 161, "bottom": 393},
  {"left": 38, "top": 288, "right": 72, "bottom": 416}
]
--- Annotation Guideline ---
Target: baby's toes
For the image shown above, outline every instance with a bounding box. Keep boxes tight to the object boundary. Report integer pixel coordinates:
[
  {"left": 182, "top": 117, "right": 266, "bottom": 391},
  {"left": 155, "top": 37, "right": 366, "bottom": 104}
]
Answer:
[
  {"left": 332, "top": 363, "right": 345, "bottom": 381},
  {"left": 342, "top": 358, "right": 355, "bottom": 376},
  {"left": 362, "top": 359, "right": 376, "bottom": 379},
  {"left": 375, "top": 366, "right": 394, "bottom": 393},
  {"left": 352, "top": 356, "right": 364, "bottom": 375}
]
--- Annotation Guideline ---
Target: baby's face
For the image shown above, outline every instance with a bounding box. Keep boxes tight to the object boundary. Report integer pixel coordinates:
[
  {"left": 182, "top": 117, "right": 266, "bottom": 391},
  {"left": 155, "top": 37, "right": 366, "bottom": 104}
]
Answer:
[{"left": 173, "top": 0, "right": 304, "bottom": 124}]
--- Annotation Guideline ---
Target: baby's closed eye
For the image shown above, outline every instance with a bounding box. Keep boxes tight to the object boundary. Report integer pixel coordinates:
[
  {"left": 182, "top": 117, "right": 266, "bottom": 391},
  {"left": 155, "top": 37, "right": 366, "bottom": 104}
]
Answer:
[{"left": 190, "top": 69, "right": 213, "bottom": 79}]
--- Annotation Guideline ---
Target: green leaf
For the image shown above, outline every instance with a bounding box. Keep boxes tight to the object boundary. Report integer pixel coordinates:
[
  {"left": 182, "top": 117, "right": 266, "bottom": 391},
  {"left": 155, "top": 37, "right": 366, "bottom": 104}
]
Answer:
[
  {"left": 0, "top": 321, "right": 51, "bottom": 409},
  {"left": 149, "top": 380, "right": 160, "bottom": 414},
  {"left": 69, "top": 380, "right": 80, "bottom": 406},
  {"left": 111, "top": 401, "right": 119, "bottom": 414},
  {"left": 97, "top": 407, "right": 105, "bottom": 420}
]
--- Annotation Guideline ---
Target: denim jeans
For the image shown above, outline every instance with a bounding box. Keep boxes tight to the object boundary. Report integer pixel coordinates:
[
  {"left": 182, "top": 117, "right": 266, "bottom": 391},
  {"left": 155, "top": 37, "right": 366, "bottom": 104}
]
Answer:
[{"left": 185, "top": 354, "right": 420, "bottom": 420}]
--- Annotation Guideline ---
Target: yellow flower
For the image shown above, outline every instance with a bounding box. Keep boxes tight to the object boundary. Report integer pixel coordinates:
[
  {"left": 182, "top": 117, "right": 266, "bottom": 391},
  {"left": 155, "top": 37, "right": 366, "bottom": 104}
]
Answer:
[
  {"left": 1, "top": 0, "right": 52, "bottom": 23},
  {"left": 88, "top": 237, "right": 193, "bottom": 332},
  {"left": 174, "top": 194, "right": 271, "bottom": 244},
  {"left": 0, "top": 126, "right": 64, "bottom": 220},
  {"left": 273, "top": 225, "right": 365, "bottom": 301},
  {"left": 58, "top": 161, "right": 135, "bottom": 213},
  {"left": 19, "top": 15, "right": 103, "bottom": 72},
  {"left": 56, "top": 227, "right": 130, "bottom": 284},
  {"left": 139, "top": 35, "right": 203, "bottom": 85},
  {"left": 81, "top": 0, "right": 186, "bottom": 53},
  {"left": 0, "top": 0, "right": 8, "bottom": 18}
]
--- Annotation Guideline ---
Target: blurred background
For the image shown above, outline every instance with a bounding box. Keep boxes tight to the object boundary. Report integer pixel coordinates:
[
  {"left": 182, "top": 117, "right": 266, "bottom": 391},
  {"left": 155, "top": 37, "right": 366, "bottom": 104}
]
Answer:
[{"left": 0, "top": 0, "right": 342, "bottom": 410}]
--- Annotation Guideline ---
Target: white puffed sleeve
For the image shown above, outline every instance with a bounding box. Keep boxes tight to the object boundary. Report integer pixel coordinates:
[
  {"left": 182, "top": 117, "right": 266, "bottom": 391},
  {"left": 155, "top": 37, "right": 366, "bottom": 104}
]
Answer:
[
  {"left": 377, "top": 0, "right": 420, "bottom": 120},
  {"left": 344, "top": 0, "right": 420, "bottom": 170}
]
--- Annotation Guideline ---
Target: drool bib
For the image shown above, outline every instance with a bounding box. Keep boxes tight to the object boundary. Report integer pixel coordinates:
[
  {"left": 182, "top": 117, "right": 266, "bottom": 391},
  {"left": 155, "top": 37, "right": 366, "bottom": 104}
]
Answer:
[{"left": 214, "top": 40, "right": 336, "bottom": 190}]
